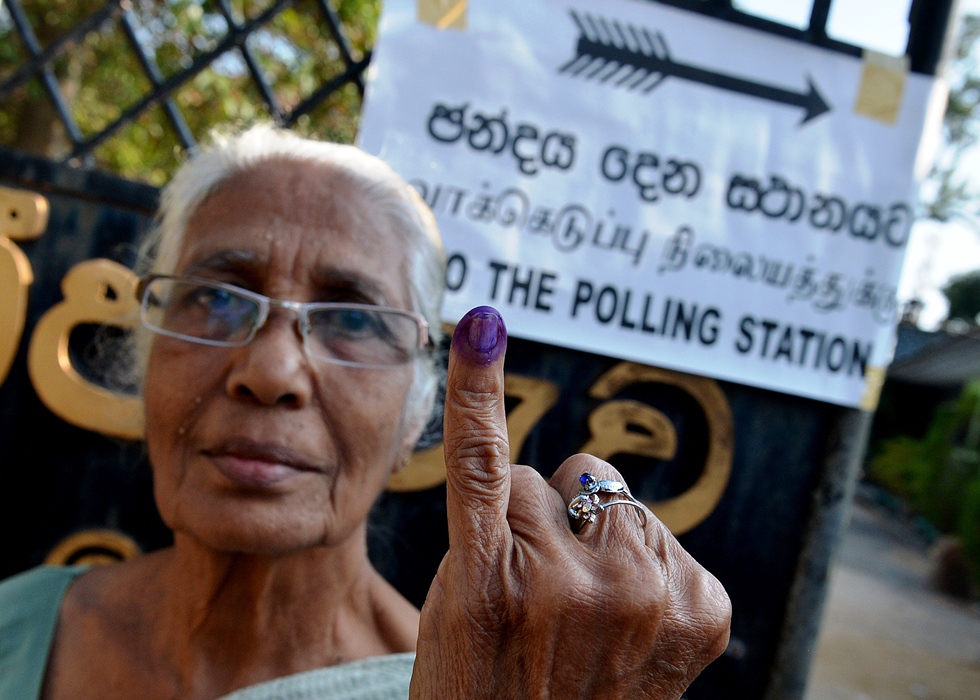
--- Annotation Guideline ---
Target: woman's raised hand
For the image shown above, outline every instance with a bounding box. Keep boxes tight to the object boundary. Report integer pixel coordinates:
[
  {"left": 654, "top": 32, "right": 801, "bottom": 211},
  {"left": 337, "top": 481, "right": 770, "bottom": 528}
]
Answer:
[{"left": 410, "top": 306, "right": 731, "bottom": 699}]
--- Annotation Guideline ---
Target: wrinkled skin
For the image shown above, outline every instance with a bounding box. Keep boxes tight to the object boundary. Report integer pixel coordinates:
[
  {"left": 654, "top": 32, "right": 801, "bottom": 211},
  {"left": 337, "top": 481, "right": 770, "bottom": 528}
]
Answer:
[{"left": 410, "top": 311, "right": 732, "bottom": 699}]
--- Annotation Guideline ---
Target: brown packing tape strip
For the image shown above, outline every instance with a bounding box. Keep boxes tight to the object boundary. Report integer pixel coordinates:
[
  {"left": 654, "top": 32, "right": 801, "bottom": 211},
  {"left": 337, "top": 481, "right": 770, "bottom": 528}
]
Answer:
[
  {"left": 854, "top": 51, "right": 909, "bottom": 125},
  {"left": 860, "top": 366, "right": 887, "bottom": 412},
  {"left": 417, "top": 0, "right": 467, "bottom": 30}
]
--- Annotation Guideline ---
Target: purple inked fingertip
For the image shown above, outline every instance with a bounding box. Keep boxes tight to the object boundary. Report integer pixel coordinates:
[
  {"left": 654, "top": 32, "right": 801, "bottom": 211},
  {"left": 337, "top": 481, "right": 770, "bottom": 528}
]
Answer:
[{"left": 452, "top": 306, "right": 507, "bottom": 365}]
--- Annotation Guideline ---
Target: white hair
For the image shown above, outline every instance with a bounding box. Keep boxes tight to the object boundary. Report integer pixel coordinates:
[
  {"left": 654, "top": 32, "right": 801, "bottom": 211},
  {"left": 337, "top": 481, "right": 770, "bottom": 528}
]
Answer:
[{"left": 133, "top": 124, "right": 447, "bottom": 429}]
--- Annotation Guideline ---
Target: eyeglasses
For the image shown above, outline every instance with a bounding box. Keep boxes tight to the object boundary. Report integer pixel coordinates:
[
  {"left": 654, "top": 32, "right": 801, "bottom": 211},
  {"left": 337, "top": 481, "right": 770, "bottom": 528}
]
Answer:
[{"left": 137, "top": 275, "right": 431, "bottom": 368}]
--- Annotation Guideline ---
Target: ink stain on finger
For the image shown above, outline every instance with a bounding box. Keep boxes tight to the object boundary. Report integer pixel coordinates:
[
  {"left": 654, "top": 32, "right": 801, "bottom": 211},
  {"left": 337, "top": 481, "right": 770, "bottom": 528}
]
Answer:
[{"left": 453, "top": 306, "right": 507, "bottom": 366}]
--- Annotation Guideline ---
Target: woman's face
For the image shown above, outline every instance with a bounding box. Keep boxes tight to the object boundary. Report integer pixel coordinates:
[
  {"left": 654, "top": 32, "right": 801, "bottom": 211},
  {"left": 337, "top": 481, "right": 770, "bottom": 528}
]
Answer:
[{"left": 143, "top": 159, "right": 422, "bottom": 554}]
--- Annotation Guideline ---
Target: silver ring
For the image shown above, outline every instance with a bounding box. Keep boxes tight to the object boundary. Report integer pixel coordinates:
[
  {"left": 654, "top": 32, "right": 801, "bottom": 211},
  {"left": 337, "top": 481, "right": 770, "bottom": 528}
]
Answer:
[{"left": 568, "top": 472, "right": 647, "bottom": 526}]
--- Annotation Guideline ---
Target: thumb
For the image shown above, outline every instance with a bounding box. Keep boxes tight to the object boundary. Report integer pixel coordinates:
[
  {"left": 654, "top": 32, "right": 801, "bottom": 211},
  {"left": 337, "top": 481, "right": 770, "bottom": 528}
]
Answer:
[{"left": 443, "top": 306, "right": 511, "bottom": 554}]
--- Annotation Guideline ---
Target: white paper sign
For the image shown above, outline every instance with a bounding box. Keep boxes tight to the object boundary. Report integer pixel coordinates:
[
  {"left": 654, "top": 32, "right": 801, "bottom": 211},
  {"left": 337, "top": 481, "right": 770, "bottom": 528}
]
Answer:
[{"left": 358, "top": 0, "right": 943, "bottom": 407}]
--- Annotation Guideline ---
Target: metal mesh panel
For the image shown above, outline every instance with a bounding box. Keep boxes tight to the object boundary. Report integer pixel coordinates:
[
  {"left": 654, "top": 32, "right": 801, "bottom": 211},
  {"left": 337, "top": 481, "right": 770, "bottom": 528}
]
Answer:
[{"left": 0, "top": 0, "right": 375, "bottom": 183}]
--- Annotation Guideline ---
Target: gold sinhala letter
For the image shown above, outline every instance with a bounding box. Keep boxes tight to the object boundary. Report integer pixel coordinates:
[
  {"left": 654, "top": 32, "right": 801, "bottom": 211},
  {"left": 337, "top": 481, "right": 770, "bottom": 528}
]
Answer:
[
  {"left": 387, "top": 370, "right": 560, "bottom": 493},
  {"left": 28, "top": 259, "right": 145, "bottom": 440},
  {"left": 0, "top": 186, "right": 48, "bottom": 383},
  {"left": 584, "top": 362, "right": 734, "bottom": 535}
]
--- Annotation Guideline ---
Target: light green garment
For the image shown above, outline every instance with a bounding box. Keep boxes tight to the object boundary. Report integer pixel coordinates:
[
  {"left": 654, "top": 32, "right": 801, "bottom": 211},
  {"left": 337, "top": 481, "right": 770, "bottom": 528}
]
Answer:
[
  {"left": 217, "top": 654, "right": 415, "bottom": 700},
  {"left": 0, "top": 566, "right": 414, "bottom": 700},
  {"left": 0, "top": 565, "right": 85, "bottom": 700}
]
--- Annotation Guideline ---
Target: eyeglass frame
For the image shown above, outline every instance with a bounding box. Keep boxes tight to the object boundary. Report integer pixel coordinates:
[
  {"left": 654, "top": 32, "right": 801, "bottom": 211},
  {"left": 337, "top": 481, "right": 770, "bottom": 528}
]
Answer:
[{"left": 136, "top": 274, "right": 433, "bottom": 368}]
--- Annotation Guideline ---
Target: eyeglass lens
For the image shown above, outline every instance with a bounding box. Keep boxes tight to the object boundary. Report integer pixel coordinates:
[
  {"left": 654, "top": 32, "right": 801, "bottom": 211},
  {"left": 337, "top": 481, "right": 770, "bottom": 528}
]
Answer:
[
  {"left": 144, "top": 278, "right": 260, "bottom": 344},
  {"left": 306, "top": 307, "right": 415, "bottom": 366},
  {"left": 141, "top": 278, "right": 420, "bottom": 367}
]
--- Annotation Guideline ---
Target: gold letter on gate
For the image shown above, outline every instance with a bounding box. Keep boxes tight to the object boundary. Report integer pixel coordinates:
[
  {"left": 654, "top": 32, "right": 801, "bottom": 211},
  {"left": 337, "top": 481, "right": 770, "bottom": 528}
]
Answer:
[
  {"left": 28, "top": 259, "right": 144, "bottom": 440},
  {"left": 0, "top": 186, "right": 49, "bottom": 383},
  {"left": 584, "top": 362, "right": 733, "bottom": 535},
  {"left": 386, "top": 372, "right": 560, "bottom": 492}
]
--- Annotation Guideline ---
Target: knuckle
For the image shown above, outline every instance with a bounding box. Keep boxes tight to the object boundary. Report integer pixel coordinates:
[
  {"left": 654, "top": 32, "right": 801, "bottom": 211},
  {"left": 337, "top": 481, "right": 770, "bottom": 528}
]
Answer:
[
  {"left": 509, "top": 463, "right": 540, "bottom": 484},
  {"left": 683, "top": 608, "right": 732, "bottom": 664},
  {"left": 446, "top": 429, "right": 509, "bottom": 471},
  {"left": 568, "top": 558, "right": 657, "bottom": 620},
  {"left": 565, "top": 452, "right": 614, "bottom": 475},
  {"left": 630, "top": 570, "right": 670, "bottom": 622},
  {"left": 506, "top": 467, "right": 554, "bottom": 522},
  {"left": 520, "top": 547, "right": 593, "bottom": 598},
  {"left": 705, "top": 618, "right": 733, "bottom": 660},
  {"left": 552, "top": 453, "right": 628, "bottom": 497},
  {"left": 449, "top": 385, "right": 501, "bottom": 413},
  {"left": 531, "top": 571, "right": 599, "bottom": 624},
  {"left": 574, "top": 457, "right": 638, "bottom": 500},
  {"left": 699, "top": 571, "right": 733, "bottom": 640},
  {"left": 667, "top": 566, "right": 732, "bottom": 657}
]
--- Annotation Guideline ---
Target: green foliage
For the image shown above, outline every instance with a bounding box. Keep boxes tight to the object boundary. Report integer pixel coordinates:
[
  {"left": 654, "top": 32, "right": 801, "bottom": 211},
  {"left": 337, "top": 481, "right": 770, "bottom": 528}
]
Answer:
[
  {"left": 870, "top": 436, "right": 939, "bottom": 509},
  {"left": 871, "top": 382, "right": 980, "bottom": 582},
  {"left": 923, "top": 14, "right": 980, "bottom": 224},
  {"left": 960, "top": 478, "right": 980, "bottom": 582},
  {"left": 943, "top": 270, "right": 980, "bottom": 324},
  {"left": 0, "top": 0, "right": 379, "bottom": 185}
]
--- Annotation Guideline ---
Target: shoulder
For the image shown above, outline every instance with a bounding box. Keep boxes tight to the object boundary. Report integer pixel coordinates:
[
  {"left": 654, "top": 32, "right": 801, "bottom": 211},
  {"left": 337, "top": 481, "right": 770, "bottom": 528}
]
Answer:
[{"left": 0, "top": 566, "right": 86, "bottom": 699}]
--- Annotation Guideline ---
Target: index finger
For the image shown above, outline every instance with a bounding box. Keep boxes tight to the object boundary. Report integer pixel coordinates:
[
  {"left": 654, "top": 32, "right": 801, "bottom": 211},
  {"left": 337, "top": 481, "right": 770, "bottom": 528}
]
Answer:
[{"left": 443, "top": 306, "right": 511, "bottom": 554}]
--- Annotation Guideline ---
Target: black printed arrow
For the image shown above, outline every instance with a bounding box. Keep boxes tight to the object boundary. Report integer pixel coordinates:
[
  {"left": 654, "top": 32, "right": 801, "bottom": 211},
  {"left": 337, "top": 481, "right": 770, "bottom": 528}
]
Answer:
[{"left": 558, "top": 10, "right": 831, "bottom": 125}]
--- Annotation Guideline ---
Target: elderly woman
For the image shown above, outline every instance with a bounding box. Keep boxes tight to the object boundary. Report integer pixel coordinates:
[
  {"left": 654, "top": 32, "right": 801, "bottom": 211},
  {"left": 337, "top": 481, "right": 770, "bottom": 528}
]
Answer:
[{"left": 0, "top": 125, "right": 730, "bottom": 699}]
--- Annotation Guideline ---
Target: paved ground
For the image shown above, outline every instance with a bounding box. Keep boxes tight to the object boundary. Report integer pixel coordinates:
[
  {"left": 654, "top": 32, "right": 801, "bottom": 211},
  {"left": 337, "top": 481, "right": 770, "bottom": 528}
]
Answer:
[{"left": 803, "top": 498, "right": 980, "bottom": 700}]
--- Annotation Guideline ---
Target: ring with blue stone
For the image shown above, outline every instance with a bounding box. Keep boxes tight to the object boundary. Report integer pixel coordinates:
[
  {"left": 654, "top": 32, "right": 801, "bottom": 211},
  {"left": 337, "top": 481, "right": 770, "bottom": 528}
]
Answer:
[{"left": 568, "top": 472, "right": 647, "bottom": 527}]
